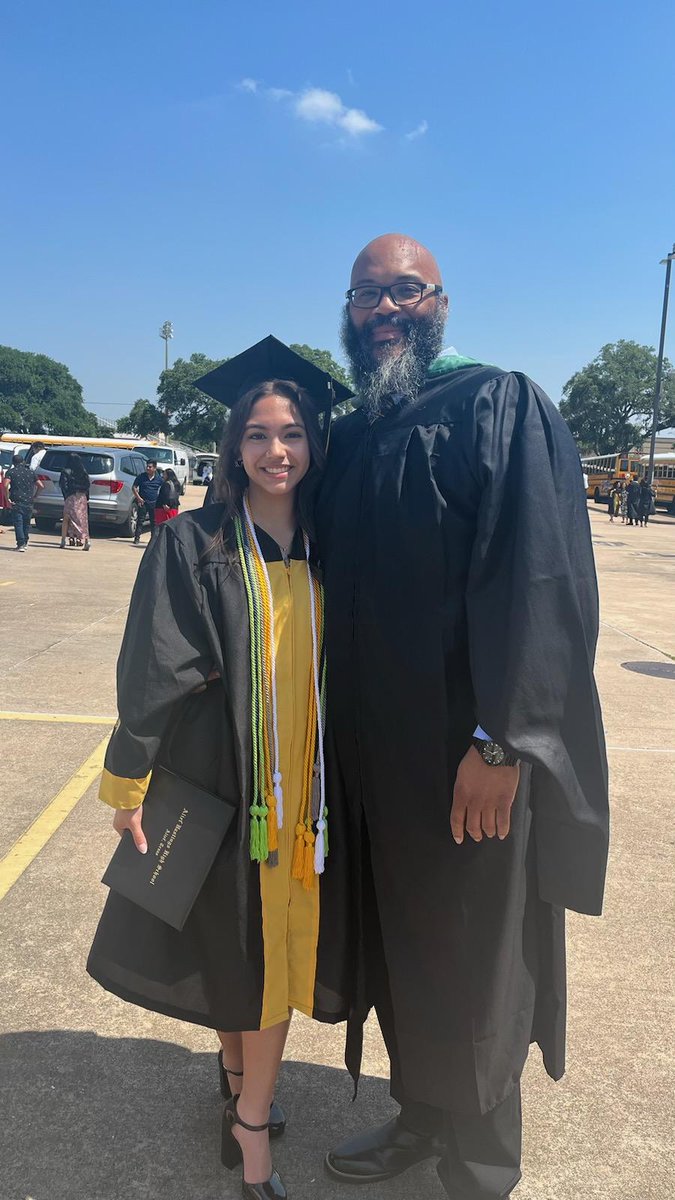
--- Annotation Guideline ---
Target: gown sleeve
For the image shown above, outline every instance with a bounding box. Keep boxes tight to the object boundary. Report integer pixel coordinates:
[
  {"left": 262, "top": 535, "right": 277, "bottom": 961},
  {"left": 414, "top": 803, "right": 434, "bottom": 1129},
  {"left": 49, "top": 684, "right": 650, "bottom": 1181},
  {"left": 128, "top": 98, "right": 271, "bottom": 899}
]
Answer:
[
  {"left": 445, "top": 371, "right": 609, "bottom": 915},
  {"left": 100, "top": 524, "right": 213, "bottom": 809}
]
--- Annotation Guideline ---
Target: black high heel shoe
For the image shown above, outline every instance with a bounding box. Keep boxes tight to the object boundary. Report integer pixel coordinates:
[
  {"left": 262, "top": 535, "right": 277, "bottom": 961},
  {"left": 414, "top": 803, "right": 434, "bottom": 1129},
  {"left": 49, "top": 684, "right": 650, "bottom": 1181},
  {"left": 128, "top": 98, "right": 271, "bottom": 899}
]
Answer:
[
  {"left": 221, "top": 1096, "right": 287, "bottom": 1199},
  {"left": 218, "top": 1050, "right": 286, "bottom": 1139}
]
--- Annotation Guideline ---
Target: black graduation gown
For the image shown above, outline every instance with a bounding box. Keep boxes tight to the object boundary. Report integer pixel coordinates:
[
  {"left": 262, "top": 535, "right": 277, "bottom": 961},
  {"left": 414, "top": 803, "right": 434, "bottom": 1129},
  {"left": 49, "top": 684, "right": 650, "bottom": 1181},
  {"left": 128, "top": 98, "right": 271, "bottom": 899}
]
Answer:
[
  {"left": 87, "top": 505, "right": 354, "bottom": 1032},
  {"left": 627, "top": 481, "right": 641, "bottom": 521},
  {"left": 315, "top": 364, "right": 609, "bottom": 1118}
]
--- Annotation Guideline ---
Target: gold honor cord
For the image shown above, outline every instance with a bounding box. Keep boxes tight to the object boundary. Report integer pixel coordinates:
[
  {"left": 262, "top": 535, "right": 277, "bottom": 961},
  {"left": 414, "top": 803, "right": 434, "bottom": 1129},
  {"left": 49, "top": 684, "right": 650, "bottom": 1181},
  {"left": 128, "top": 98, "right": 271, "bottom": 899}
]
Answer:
[{"left": 234, "top": 500, "right": 327, "bottom": 886}]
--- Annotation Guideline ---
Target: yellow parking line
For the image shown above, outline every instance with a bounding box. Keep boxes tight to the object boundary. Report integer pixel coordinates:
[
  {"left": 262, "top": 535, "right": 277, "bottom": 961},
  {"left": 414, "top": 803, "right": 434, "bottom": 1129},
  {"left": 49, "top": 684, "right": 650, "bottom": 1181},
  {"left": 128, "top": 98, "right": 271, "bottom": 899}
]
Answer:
[
  {"left": 0, "top": 711, "right": 115, "bottom": 724},
  {"left": 0, "top": 734, "right": 109, "bottom": 903},
  {"left": 0, "top": 581, "right": 15, "bottom": 587}
]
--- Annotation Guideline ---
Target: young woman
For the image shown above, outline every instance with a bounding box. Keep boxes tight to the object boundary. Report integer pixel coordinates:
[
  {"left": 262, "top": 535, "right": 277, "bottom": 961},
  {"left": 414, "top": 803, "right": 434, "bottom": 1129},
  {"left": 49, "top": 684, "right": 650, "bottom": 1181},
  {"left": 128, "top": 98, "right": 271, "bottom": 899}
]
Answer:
[
  {"left": 87, "top": 340, "right": 354, "bottom": 1200},
  {"left": 59, "top": 452, "right": 91, "bottom": 549},
  {"left": 154, "top": 466, "right": 181, "bottom": 525}
]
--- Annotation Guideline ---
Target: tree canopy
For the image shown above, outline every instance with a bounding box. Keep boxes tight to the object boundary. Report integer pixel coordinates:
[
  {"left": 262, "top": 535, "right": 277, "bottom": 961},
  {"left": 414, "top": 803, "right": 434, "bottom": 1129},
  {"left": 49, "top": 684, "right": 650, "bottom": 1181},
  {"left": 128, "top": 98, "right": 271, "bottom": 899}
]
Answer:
[
  {"left": 0, "top": 345, "right": 99, "bottom": 436},
  {"left": 119, "top": 345, "right": 353, "bottom": 448},
  {"left": 119, "top": 353, "right": 226, "bottom": 449},
  {"left": 560, "top": 340, "right": 675, "bottom": 455}
]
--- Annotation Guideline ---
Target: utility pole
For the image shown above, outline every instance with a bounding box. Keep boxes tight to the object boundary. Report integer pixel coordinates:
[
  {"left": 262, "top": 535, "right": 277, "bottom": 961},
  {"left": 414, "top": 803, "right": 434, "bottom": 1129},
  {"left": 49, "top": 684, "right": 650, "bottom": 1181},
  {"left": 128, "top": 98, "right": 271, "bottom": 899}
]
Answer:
[
  {"left": 160, "top": 321, "right": 174, "bottom": 373},
  {"left": 647, "top": 247, "right": 675, "bottom": 485}
]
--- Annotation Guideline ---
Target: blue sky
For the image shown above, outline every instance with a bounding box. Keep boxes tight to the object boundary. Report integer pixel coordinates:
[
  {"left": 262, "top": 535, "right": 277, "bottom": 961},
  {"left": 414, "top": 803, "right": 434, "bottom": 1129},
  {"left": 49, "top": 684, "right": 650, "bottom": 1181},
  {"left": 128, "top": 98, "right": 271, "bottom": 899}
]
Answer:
[{"left": 1, "top": 0, "right": 674, "bottom": 424}]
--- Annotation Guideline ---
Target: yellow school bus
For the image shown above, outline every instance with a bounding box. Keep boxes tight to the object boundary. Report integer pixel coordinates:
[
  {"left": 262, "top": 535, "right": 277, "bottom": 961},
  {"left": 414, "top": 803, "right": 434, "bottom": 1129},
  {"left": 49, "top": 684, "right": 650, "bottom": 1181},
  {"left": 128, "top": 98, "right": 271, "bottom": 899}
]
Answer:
[
  {"left": 580, "top": 453, "right": 643, "bottom": 503},
  {"left": 0, "top": 432, "right": 155, "bottom": 451},
  {"left": 643, "top": 453, "right": 675, "bottom": 513}
]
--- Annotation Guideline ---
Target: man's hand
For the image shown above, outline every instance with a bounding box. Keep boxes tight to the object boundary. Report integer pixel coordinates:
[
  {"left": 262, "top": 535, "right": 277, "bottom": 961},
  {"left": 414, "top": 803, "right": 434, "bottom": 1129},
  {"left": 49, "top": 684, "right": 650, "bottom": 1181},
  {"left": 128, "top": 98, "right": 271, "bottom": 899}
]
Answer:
[
  {"left": 112, "top": 805, "right": 147, "bottom": 853},
  {"left": 450, "top": 746, "right": 519, "bottom": 843}
]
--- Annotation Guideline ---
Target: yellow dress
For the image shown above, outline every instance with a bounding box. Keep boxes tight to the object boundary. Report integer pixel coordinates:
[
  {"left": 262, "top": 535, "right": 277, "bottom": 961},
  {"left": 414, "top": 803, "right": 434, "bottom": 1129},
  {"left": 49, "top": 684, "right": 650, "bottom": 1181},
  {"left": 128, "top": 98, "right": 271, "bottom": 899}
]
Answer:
[{"left": 258, "top": 555, "right": 321, "bottom": 1027}]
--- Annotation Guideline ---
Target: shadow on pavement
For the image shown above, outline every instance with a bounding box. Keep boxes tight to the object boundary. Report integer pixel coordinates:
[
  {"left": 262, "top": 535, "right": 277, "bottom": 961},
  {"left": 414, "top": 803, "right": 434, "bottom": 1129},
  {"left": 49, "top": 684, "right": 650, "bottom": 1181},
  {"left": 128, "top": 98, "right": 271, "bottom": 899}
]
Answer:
[{"left": 0, "top": 1030, "right": 444, "bottom": 1200}]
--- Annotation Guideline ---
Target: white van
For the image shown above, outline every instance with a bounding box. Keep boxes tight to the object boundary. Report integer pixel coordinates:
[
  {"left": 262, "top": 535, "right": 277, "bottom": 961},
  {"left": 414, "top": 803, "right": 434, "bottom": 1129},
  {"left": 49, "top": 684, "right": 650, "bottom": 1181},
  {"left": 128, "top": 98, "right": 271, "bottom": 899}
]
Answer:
[{"left": 135, "top": 444, "right": 190, "bottom": 493}]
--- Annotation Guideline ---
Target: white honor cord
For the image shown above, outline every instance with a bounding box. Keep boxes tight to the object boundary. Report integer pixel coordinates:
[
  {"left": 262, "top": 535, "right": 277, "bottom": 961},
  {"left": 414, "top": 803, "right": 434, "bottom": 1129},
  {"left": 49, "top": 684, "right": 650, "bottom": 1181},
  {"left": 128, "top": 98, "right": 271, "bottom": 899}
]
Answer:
[
  {"left": 304, "top": 533, "right": 326, "bottom": 874},
  {"left": 243, "top": 496, "right": 284, "bottom": 827}
]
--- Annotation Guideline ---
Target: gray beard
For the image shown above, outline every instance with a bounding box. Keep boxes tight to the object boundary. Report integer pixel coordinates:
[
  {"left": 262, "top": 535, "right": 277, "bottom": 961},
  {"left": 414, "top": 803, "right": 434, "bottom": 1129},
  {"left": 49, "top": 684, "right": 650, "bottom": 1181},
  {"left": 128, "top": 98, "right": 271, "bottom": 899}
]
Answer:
[{"left": 340, "top": 304, "right": 446, "bottom": 420}]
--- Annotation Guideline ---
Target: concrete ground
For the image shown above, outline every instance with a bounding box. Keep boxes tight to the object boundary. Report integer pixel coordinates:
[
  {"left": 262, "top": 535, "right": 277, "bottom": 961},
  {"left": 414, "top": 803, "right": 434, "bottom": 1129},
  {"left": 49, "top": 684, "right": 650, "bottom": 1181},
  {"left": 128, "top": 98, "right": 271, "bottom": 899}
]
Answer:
[{"left": 0, "top": 491, "right": 673, "bottom": 1200}]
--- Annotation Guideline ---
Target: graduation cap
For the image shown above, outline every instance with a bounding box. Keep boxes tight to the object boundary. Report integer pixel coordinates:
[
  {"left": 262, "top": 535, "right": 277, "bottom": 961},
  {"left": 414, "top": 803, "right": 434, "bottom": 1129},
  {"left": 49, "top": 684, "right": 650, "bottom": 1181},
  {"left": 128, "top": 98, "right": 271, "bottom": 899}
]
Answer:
[{"left": 194, "top": 335, "right": 353, "bottom": 446}]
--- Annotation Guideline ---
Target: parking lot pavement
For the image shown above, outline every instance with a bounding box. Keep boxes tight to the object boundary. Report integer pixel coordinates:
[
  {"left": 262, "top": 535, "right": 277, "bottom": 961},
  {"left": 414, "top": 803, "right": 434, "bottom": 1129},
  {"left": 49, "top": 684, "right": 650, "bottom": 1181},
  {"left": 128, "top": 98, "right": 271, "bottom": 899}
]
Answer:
[{"left": 0, "top": 495, "right": 673, "bottom": 1200}]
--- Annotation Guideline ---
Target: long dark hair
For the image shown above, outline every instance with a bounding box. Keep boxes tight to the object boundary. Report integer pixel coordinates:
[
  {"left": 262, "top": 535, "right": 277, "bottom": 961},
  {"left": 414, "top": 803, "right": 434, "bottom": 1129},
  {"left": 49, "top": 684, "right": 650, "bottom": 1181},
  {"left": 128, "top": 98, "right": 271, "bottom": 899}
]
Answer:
[
  {"left": 163, "top": 468, "right": 179, "bottom": 487},
  {"left": 213, "top": 379, "right": 325, "bottom": 553},
  {"left": 65, "top": 452, "right": 90, "bottom": 487}
]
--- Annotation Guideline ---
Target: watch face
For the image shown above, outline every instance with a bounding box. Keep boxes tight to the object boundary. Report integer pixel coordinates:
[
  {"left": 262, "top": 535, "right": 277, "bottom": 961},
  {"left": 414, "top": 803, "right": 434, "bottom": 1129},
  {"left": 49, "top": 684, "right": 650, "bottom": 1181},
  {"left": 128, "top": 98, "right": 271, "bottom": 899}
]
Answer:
[{"left": 483, "top": 741, "right": 506, "bottom": 766}]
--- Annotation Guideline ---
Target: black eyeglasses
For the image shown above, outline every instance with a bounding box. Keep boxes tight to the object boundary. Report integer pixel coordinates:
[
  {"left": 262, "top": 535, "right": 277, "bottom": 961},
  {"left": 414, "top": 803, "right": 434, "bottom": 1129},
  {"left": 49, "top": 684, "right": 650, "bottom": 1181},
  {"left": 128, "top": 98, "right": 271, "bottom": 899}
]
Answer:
[{"left": 345, "top": 282, "right": 443, "bottom": 309}]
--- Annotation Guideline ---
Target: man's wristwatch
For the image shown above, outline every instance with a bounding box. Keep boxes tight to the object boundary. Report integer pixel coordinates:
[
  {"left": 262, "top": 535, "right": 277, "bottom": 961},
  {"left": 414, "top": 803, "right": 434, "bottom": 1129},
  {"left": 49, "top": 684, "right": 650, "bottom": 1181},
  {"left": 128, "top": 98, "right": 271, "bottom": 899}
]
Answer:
[{"left": 471, "top": 737, "right": 519, "bottom": 767}]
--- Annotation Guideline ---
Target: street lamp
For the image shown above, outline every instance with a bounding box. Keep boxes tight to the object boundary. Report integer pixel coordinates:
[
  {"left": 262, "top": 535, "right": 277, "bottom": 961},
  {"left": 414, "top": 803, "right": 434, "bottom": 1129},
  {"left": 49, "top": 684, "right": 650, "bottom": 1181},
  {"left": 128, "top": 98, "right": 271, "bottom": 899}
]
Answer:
[
  {"left": 647, "top": 246, "right": 675, "bottom": 485},
  {"left": 160, "top": 321, "right": 174, "bottom": 372}
]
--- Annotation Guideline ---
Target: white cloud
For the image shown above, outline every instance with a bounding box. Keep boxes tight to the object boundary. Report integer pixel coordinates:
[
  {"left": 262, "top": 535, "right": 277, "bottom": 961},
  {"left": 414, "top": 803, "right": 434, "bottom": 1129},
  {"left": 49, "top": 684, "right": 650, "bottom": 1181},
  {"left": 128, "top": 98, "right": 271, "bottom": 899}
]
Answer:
[
  {"left": 294, "top": 87, "right": 383, "bottom": 137},
  {"left": 238, "top": 80, "right": 384, "bottom": 140},
  {"left": 295, "top": 88, "right": 345, "bottom": 123},
  {"left": 339, "top": 107, "right": 382, "bottom": 136},
  {"left": 405, "top": 120, "right": 429, "bottom": 141}
]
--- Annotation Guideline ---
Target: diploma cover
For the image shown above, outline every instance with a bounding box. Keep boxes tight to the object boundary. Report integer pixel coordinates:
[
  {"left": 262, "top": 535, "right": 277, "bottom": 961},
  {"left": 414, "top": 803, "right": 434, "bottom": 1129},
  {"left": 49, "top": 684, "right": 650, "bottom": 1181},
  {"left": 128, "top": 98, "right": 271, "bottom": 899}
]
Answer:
[{"left": 102, "top": 766, "right": 237, "bottom": 931}]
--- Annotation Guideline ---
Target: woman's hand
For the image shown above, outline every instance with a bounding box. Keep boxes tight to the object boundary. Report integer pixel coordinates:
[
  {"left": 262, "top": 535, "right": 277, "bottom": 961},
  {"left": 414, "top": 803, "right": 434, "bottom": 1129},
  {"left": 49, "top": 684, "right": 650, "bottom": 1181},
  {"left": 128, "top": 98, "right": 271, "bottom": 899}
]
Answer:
[{"left": 113, "top": 805, "right": 147, "bottom": 854}]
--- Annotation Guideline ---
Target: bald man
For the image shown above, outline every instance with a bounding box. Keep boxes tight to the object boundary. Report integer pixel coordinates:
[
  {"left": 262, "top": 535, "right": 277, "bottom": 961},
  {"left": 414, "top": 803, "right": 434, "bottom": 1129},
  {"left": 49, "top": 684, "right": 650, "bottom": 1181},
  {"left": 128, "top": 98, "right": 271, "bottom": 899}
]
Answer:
[{"left": 316, "top": 235, "right": 608, "bottom": 1198}]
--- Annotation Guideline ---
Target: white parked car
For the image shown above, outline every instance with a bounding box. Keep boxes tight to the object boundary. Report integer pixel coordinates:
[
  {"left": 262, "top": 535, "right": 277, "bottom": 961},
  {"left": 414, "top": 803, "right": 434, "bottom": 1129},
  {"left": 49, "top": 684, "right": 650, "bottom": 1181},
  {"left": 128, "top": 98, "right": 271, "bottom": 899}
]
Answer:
[{"left": 135, "top": 444, "right": 190, "bottom": 493}]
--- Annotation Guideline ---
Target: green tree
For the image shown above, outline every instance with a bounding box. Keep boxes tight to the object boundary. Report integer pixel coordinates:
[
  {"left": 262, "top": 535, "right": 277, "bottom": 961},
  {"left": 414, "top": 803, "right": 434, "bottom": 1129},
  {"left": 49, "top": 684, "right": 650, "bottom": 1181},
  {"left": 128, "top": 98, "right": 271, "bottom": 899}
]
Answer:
[
  {"left": 0, "top": 345, "right": 99, "bottom": 436},
  {"left": 157, "top": 353, "right": 227, "bottom": 448},
  {"left": 560, "top": 340, "right": 675, "bottom": 454},
  {"left": 117, "top": 398, "right": 169, "bottom": 438}
]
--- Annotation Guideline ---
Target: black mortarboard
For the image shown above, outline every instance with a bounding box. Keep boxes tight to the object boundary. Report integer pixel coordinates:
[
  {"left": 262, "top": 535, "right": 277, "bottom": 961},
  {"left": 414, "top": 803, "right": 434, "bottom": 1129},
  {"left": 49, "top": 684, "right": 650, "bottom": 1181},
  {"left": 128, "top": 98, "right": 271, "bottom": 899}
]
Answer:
[{"left": 194, "top": 335, "right": 353, "bottom": 445}]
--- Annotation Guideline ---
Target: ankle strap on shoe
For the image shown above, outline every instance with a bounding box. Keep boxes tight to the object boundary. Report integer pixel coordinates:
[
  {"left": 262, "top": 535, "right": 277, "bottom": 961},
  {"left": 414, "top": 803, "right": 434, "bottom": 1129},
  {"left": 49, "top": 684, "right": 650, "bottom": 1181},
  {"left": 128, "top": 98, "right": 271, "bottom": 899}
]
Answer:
[
  {"left": 218, "top": 1052, "right": 244, "bottom": 1077},
  {"left": 229, "top": 1097, "right": 269, "bottom": 1133}
]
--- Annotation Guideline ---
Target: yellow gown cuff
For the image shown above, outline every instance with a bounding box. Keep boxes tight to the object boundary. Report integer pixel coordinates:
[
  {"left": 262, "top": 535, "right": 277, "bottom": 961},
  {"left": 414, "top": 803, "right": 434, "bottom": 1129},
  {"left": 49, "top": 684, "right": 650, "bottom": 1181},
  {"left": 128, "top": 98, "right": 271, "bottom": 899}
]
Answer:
[{"left": 99, "top": 767, "right": 152, "bottom": 810}]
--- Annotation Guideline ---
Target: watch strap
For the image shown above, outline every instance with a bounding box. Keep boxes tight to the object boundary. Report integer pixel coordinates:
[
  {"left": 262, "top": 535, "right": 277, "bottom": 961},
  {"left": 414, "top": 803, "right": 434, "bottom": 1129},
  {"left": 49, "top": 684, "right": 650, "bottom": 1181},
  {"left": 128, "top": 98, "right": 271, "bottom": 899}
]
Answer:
[{"left": 471, "top": 737, "right": 519, "bottom": 767}]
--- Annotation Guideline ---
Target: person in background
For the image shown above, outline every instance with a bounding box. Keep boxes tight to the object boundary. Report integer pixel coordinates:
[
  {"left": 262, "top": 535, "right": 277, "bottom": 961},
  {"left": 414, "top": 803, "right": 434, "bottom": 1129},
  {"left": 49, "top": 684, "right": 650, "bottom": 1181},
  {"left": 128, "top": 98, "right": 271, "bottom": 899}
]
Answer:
[
  {"left": 626, "top": 476, "right": 641, "bottom": 526},
  {"left": 59, "top": 452, "right": 91, "bottom": 550},
  {"left": 637, "top": 477, "right": 656, "bottom": 526},
  {"left": 5, "top": 454, "right": 42, "bottom": 551},
  {"left": 203, "top": 474, "right": 216, "bottom": 506},
  {"left": 0, "top": 461, "right": 11, "bottom": 532},
  {"left": 132, "top": 459, "right": 162, "bottom": 544},
  {"left": 607, "top": 481, "right": 620, "bottom": 522},
  {"left": 26, "top": 441, "right": 47, "bottom": 471},
  {"left": 154, "top": 467, "right": 181, "bottom": 527},
  {"left": 619, "top": 480, "right": 628, "bottom": 524}
]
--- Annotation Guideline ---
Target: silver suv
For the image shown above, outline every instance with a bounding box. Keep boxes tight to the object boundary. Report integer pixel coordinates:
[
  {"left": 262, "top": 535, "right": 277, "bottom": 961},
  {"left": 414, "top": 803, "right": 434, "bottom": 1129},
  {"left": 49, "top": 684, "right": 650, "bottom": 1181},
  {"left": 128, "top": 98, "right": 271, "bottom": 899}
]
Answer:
[{"left": 33, "top": 447, "right": 149, "bottom": 538}]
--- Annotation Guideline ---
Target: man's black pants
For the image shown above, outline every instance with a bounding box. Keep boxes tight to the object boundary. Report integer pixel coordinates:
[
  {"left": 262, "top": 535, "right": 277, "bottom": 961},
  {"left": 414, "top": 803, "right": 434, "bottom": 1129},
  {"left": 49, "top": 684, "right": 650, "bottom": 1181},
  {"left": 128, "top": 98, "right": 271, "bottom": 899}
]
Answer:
[
  {"left": 134, "top": 503, "right": 156, "bottom": 541},
  {"left": 364, "top": 854, "right": 522, "bottom": 1199}
]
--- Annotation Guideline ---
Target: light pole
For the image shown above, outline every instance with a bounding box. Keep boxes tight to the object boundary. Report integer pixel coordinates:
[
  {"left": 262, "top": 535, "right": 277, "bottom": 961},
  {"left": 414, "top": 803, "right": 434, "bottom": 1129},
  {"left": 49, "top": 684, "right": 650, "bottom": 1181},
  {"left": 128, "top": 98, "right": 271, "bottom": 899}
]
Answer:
[
  {"left": 160, "top": 321, "right": 174, "bottom": 373},
  {"left": 647, "top": 246, "right": 675, "bottom": 485}
]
